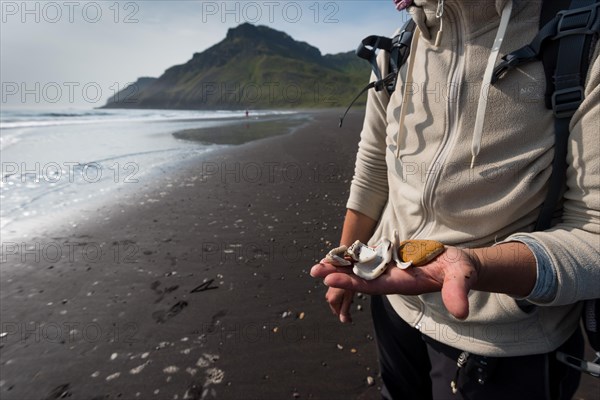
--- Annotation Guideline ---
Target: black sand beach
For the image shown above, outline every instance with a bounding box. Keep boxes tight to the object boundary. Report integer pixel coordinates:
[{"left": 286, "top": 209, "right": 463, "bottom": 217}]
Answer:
[
  {"left": 0, "top": 110, "right": 381, "bottom": 400},
  {"left": 0, "top": 109, "right": 597, "bottom": 400}
]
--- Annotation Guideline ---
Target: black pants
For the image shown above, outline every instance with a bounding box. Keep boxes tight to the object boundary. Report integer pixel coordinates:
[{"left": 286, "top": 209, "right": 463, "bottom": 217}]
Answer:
[{"left": 371, "top": 295, "right": 583, "bottom": 400}]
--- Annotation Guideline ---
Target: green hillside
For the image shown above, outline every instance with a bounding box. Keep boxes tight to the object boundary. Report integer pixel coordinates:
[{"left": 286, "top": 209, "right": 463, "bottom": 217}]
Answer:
[{"left": 103, "top": 23, "right": 370, "bottom": 110}]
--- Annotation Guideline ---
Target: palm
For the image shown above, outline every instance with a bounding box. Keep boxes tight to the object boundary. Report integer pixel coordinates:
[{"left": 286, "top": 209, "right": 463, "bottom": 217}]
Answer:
[{"left": 311, "top": 247, "right": 478, "bottom": 319}]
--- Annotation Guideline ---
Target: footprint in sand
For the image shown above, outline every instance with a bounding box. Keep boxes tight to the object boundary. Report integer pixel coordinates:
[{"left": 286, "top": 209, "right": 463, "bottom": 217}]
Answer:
[
  {"left": 151, "top": 280, "right": 180, "bottom": 304},
  {"left": 44, "top": 383, "right": 71, "bottom": 400},
  {"left": 152, "top": 301, "right": 188, "bottom": 323}
]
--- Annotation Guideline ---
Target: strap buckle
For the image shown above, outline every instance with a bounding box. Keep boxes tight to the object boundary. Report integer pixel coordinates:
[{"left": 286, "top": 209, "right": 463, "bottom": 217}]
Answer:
[
  {"left": 555, "top": 4, "right": 599, "bottom": 39},
  {"left": 556, "top": 351, "right": 600, "bottom": 377},
  {"left": 492, "top": 46, "right": 539, "bottom": 84},
  {"left": 491, "top": 53, "right": 521, "bottom": 83},
  {"left": 552, "top": 86, "right": 584, "bottom": 118}
]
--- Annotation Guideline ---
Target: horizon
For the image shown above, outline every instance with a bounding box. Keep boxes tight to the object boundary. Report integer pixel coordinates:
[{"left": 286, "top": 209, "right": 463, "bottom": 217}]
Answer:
[{"left": 1, "top": 1, "right": 410, "bottom": 109}]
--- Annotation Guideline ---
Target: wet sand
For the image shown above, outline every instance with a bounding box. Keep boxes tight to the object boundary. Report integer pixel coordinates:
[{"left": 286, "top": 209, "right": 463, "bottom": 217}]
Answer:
[
  {"left": 173, "top": 113, "right": 311, "bottom": 145},
  {"left": 0, "top": 108, "right": 597, "bottom": 400}
]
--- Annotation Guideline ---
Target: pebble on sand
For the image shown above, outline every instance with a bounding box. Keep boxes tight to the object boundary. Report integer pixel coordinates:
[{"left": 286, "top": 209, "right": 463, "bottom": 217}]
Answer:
[
  {"left": 105, "top": 372, "right": 121, "bottom": 381},
  {"left": 163, "top": 366, "right": 179, "bottom": 374}
]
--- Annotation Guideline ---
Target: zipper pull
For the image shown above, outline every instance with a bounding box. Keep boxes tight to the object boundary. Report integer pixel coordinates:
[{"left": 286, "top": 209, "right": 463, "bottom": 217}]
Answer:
[{"left": 435, "top": 0, "right": 445, "bottom": 47}]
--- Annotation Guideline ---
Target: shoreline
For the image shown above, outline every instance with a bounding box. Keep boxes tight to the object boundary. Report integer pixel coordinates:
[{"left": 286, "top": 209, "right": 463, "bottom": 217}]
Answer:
[
  {"left": 172, "top": 112, "right": 313, "bottom": 145},
  {"left": 0, "top": 108, "right": 382, "bottom": 400},
  {"left": 0, "top": 108, "right": 312, "bottom": 242}
]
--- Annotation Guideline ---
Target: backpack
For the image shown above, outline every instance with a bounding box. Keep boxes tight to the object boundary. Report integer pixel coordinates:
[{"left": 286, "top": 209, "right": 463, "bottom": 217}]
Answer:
[{"left": 342, "top": 0, "right": 600, "bottom": 376}]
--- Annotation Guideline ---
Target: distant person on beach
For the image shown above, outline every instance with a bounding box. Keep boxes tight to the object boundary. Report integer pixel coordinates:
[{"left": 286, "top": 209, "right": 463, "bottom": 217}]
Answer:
[{"left": 311, "top": 0, "right": 599, "bottom": 399}]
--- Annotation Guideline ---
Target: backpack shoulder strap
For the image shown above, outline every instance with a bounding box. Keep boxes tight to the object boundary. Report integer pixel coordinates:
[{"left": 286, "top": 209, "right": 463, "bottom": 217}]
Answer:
[
  {"left": 491, "top": 2, "right": 599, "bottom": 86},
  {"left": 355, "top": 19, "right": 416, "bottom": 94},
  {"left": 491, "top": 0, "right": 600, "bottom": 230},
  {"left": 339, "top": 19, "right": 416, "bottom": 127},
  {"left": 536, "top": 0, "right": 599, "bottom": 231}
]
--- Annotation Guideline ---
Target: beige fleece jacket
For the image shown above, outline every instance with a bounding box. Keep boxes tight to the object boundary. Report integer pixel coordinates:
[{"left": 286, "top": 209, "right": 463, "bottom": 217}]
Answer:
[{"left": 347, "top": 0, "right": 600, "bottom": 356}]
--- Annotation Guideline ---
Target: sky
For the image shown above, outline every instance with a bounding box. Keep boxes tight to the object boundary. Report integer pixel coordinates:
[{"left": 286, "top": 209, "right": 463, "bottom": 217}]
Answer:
[{"left": 0, "top": 0, "right": 410, "bottom": 109}]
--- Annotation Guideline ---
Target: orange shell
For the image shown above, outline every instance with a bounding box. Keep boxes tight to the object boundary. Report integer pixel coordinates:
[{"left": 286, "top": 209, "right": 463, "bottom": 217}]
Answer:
[{"left": 398, "top": 240, "right": 445, "bottom": 266}]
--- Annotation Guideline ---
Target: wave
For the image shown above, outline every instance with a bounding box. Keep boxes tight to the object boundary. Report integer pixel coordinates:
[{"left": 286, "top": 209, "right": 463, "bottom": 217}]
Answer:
[
  {"left": 0, "top": 145, "right": 220, "bottom": 227},
  {"left": 1, "top": 118, "right": 128, "bottom": 129},
  {"left": 41, "top": 111, "right": 114, "bottom": 118},
  {"left": 0, "top": 109, "right": 297, "bottom": 130}
]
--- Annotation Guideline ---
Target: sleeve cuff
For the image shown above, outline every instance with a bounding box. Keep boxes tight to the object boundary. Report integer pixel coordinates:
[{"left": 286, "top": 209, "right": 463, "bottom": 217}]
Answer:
[
  {"left": 346, "top": 186, "right": 388, "bottom": 222},
  {"left": 503, "top": 235, "right": 558, "bottom": 304}
]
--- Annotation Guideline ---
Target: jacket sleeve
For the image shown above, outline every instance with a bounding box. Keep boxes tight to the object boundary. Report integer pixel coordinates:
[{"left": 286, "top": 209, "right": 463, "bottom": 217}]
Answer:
[
  {"left": 505, "top": 42, "right": 600, "bottom": 306},
  {"left": 345, "top": 52, "right": 392, "bottom": 221}
]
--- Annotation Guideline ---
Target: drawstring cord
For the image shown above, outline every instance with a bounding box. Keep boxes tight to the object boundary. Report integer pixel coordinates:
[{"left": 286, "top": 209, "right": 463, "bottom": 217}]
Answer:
[{"left": 470, "top": 0, "right": 513, "bottom": 168}]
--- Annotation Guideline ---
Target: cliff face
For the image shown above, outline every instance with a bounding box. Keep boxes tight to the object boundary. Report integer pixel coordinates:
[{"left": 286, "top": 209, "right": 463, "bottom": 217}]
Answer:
[{"left": 103, "top": 23, "right": 369, "bottom": 110}]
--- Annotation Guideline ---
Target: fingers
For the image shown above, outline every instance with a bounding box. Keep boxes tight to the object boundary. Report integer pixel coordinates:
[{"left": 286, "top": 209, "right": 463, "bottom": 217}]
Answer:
[
  {"left": 322, "top": 263, "right": 424, "bottom": 292},
  {"left": 324, "top": 261, "right": 473, "bottom": 320},
  {"left": 325, "top": 287, "right": 354, "bottom": 323},
  {"left": 325, "top": 287, "right": 343, "bottom": 315},
  {"left": 310, "top": 259, "right": 354, "bottom": 279},
  {"left": 439, "top": 259, "right": 476, "bottom": 320},
  {"left": 324, "top": 272, "right": 370, "bottom": 292},
  {"left": 441, "top": 275, "right": 470, "bottom": 320},
  {"left": 339, "top": 290, "right": 354, "bottom": 323}
]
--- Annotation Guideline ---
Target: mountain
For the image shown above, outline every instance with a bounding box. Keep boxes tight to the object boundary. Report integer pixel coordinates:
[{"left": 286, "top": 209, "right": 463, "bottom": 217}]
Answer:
[
  {"left": 103, "top": 23, "right": 370, "bottom": 110},
  {"left": 104, "top": 77, "right": 157, "bottom": 105}
]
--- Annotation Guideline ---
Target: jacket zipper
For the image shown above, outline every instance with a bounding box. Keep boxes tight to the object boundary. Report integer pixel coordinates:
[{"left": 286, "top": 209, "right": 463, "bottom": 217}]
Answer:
[
  {"left": 412, "top": 5, "right": 465, "bottom": 241},
  {"left": 411, "top": 5, "right": 464, "bottom": 330}
]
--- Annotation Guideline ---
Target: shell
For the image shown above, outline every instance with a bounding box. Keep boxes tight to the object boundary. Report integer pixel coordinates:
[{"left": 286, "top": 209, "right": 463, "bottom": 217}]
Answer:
[
  {"left": 347, "top": 240, "right": 378, "bottom": 263},
  {"left": 352, "top": 239, "right": 393, "bottom": 280},
  {"left": 321, "top": 234, "right": 445, "bottom": 281},
  {"left": 325, "top": 245, "right": 352, "bottom": 266},
  {"left": 392, "top": 230, "right": 413, "bottom": 269},
  {"left": 399, "top": 240, "right": 445, "bottom": 266}
]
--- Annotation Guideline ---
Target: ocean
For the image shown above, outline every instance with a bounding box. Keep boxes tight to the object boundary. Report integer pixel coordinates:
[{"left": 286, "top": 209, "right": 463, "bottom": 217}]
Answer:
[{"left": 0, "top": 108, "right": 297, "bottom": 240}]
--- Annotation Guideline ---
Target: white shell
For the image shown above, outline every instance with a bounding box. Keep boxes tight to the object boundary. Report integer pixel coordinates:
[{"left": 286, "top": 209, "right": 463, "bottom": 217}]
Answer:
[
  {"left": 346, "top": 240, "right": 378, "bottom": 263},
  {"left": 325, "top": 245, "right": 352, "bottom": 266},
  {"left": 352, "top": 239, "right": 393, "bottom": 280},
  {"left": 392, "top": 229, "right": 412, "bottom": 269}
]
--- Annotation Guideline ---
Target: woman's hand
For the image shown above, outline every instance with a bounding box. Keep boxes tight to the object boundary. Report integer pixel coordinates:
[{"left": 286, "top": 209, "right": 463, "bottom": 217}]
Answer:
[
  {"left": 311, "top": 247, "right": 481, "bottom": 320},
  {"left": 325, "top": 287, "right": 355, "bottom": 323}
]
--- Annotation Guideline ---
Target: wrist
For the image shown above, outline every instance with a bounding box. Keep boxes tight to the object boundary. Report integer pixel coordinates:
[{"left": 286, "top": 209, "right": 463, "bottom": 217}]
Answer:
[
  {"left": 469, "top": 243, "right": 537, "bottom": 297},
  {"left": 467, "top": 248, "right": 484, "bottom": 282}
]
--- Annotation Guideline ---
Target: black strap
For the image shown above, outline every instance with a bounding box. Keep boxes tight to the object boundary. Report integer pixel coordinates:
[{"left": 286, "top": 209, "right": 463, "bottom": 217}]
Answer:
[
  {"left": 339, "top": 75, "right": 396, "bottom": 127},
  {"left": 491, "top": 0, "right": 599, "bottom": 230},
  {"left": 339, "top": 80, "right": 378, "bottom": 128},
  {"left": 387, "top": 20, "right": 415, "bottom": 93},
  {"left": 355, "top": 20, "right": 416, "bottom": 94},
  {"left": 539, "top": 0, "right": 571, "bottom": 106},
  {"left": 356, "top": 35, "right": 395, "bottom": 82},
  {"left": 535, "top": 0, "right": 599, "bottom": 230},
  {"left": 491, "top": 2, "right": 600, "bottom": 85},
  {"left": 339, "top": 20, "right": 416, "bottom": 127}
]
